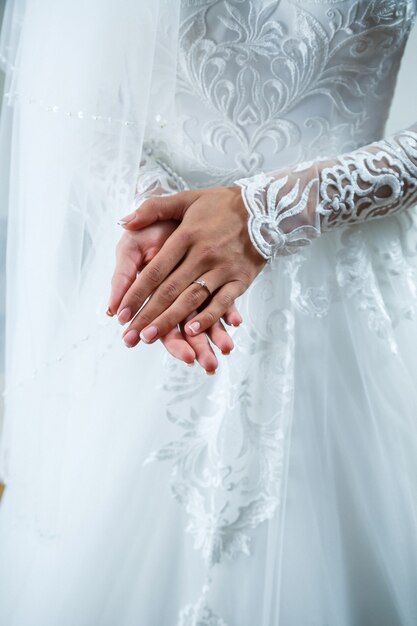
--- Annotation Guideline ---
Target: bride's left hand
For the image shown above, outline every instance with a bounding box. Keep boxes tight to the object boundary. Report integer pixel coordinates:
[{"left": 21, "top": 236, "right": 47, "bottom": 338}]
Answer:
[{"left": 116, "top": 186, "right": 267, "bottom": 348}]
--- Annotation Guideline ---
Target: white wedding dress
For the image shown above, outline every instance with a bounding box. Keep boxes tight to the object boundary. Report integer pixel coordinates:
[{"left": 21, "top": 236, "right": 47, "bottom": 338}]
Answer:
[{"left": 1, "top": 1, "right": 417, "bottom": 625}]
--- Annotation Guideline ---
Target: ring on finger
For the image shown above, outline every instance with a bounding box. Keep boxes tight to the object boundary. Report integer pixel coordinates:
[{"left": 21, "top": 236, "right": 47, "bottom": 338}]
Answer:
[{"left": 191, "top": 278, "right": 212, "bottom": 297}]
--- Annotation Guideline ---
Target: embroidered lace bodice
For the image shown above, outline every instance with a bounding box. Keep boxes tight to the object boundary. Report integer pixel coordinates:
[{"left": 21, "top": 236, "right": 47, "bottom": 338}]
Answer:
[
  {"left": 137, "top": 0, "right": 417, "bottom": 262},
  {"left": 140, "top": 2, "right": 414, "bottom": 175}
]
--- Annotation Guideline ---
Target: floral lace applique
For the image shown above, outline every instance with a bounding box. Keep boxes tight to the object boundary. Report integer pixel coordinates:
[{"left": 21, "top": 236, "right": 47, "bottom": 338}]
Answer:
[{"left": 144, "top": 266, "right": 295, "bottom": 622}]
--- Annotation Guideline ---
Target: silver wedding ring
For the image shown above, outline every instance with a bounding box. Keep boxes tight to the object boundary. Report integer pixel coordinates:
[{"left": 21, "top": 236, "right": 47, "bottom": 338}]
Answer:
[{"left": 192, "top": 279, "right": 212, "bottom": 296}]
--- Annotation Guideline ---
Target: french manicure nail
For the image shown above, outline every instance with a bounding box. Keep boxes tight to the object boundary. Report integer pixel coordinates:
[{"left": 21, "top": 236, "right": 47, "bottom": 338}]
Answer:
[
  {"left": 206, "top": 369, "right": 216, "bottom": 376},
  {"left": 188, "top": 322, "right": 201, "bottom": 334},
  {"left": 118, "top": 307, "right": 131, "bottom": 324},
  {"left": 123, "top": 329, "right": 140, "bottom": 347},
  {"left": 140, "top": 325, "right": 158, "bottom": 343},
  {"left": 106, "top": 307, "right": 114, "bottom": 317},
  {"left": 186, "top": 361, "right": 195, "bottom": 367},
  {"left": 117, "top": 210, "right": 137, "bottom": 226}
]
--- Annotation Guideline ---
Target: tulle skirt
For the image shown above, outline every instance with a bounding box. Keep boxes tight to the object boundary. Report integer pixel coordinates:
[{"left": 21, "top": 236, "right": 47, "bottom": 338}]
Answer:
[{"left": 1, "top": 204, "right": 417, "bottom": 626}]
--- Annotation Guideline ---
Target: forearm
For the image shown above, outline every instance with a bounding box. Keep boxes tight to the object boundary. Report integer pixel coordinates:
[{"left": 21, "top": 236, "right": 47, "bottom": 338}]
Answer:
[{"left": 234, "top": 124, "right": 417, "bottom": 262}]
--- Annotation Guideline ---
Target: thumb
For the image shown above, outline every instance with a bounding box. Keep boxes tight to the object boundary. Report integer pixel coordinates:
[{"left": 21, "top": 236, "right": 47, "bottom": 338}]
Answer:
[{"left": 117, "top": 190, "right": 197, "bottom": 230}]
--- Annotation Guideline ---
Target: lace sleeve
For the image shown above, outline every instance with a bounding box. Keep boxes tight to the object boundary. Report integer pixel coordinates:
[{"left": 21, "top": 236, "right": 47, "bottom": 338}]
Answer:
[
  {"left": 234, "top": 125, "right": 417, "bottom": 262},
  {"left": 134, "top": 141, "right": 189, "bottom": 207}
]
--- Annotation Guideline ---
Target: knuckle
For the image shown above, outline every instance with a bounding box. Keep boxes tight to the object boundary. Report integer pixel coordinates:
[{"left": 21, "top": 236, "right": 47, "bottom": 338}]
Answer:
[
  {"left": 185, "top": 225, "right": 203, "bottom": 243},
  {"left": 145, "top": 264, "right": 162, "bottom": 286},
  {"left": 127, "top": 290, "right": 143, "bottom": 308},
  {"left": 159, "top": 281, "right": 179, "bottom": 304},
  {"left": 238, "top": 267, "right": 252, "bottom": 283},
  {"left": 219, "top": 292, "right": 235, "bottom": 308},
  {"left": 184, "top": 286, "right": 204, "bottom": 308},
  {"left": 200, "top": 244, "right": 218, "bottom": 263},
  {"left": 203, "top": 310, "right": 216, "bottom": 326},
  {"left": 222, "top": 260, "right": 236, "bottom": 275},
  {"left": 236, "top": 277, "right": 249, "bottom": 293},
  {"left": 177, "top": 229, "right": 193, "bottom": 247}
]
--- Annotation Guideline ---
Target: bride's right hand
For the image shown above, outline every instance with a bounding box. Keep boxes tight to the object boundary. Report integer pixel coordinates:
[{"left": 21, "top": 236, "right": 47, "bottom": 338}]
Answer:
[{"left": 107, "top": 221, "right": 242, "bottom": 373}]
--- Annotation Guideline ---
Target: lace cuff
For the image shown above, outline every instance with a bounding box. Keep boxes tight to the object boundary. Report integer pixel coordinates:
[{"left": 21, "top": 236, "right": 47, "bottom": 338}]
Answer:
[
  {"left": 234, "top": 126, "right": 417, "bottom": 262},
  {"left": 134, "top": 142, "right": 189, "bottom": 207}
]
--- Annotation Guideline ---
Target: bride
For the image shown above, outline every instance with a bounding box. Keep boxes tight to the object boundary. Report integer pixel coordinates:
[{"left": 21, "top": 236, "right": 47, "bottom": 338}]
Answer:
[{"left": 1, "top": 1, "right": 417, "bottom": 624}]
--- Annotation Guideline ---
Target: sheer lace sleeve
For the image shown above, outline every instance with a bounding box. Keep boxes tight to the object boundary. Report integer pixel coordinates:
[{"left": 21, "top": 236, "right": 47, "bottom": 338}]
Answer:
[
  {"left": 134, "top": 141, "right": 189, "bottom": 207},
  {"left": 234, "top": 125, "right": 417, "bottom": 262}
]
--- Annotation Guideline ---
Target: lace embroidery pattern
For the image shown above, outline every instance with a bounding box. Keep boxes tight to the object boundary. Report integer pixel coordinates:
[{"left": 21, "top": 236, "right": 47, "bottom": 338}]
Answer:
[
  {"left": 235, "top": 128, "right": 417, "bottom": 260},
  {"left": 168, "top": 0, "right": 416, "bottom": 188},
  {"left": 178, "top": 578, "right": 229, "bottom": 626},
  {"left": 144, "top": 267, "right": 296, "bottom": 624},
  {"left": 144, "top": 290, "right": 294, "bottom": 562}
]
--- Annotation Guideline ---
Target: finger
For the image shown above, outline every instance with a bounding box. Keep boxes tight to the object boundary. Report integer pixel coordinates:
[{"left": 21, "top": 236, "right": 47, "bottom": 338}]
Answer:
[
  {"left": 123, "top": 269, "right": 225, "bottom": 345},
  {"left": 159, "top": 326, "right": 196, "bottom": 366},
  {"left": 206, "top": 319, "right": 235, "bottom": 355},
  {"left": 116, "top": 229, "right": 193, "bottom": 324},
  {"left": 107, "top": 243, "right": 142, "bottom": 317},
  {"left": 180, "top": 321, "right": 218, "bottom": 374},
  {"left": 121, "top": 264, "right": 218, "bottom": 341},
  {"left": 184, "top": 282, "right": 246, "bottom": 336},
  {"left": 117, "top": 190, "right": 199, "bottom": 230},
  {"left": 158, "top": 310, "right": 217, "bottom": 372},
  {"left": 222, "top": 303, "right": 243, "bottom": 328}
]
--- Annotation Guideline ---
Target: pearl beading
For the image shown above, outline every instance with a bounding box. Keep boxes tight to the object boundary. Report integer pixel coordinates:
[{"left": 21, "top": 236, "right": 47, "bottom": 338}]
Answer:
[
  {"left": 2, "top": 91, "right": 171, "bottom": 131},
  {"left": 2, "top": 90, "right": 137, "bottom": 127}
]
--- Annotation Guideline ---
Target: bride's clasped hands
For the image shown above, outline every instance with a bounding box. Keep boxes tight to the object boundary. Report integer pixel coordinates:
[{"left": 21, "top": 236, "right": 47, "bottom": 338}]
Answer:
[
  {"left": 107, "top": 217, "right": 239, "bottom": 373},
  {"left": 107, "top": 185, "right": 267, "bottom": 370}
]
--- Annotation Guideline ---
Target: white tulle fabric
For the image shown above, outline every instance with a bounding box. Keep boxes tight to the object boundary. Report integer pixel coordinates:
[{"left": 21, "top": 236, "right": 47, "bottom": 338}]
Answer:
[{"left": 1, "top": 1, "right": 417, "bottom": 626}]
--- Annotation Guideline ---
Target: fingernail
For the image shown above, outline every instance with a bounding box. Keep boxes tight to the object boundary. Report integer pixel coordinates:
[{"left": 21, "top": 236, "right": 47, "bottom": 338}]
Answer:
[
  {"left": 186, "top": 360, "right": 195, "bottom": 367},
  {"left": 206, "top": 369, "right": 216, "bottom": 376},
  {"left": 106, "top": 307, "right": 114, "bottom": 317},
  {"left": 123, "top": 329, "right": 140, "bottom": 347},
  {"left": 222, "top": 351, "right": 231, "bottom": 356},
  {"left": 188, "top": 322, "right": 201, "bottom": 334},
  {"left": 117, "top": 211, "right": 136, "bottom": 226},
  {"left": 118, "top": 307, "right": 131, "bottom": 324},
  {"left": 140, "top": 325, "right": 158, "bottom": 343}
]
